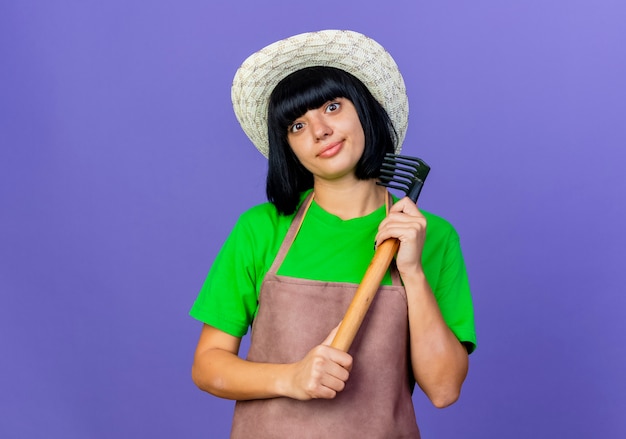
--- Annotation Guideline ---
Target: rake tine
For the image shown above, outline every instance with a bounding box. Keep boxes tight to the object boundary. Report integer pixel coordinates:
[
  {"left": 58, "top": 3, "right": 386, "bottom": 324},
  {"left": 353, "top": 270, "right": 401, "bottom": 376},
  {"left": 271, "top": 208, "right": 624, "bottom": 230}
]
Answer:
[{"left": 376, "top": 153, "right": 430, "bottom": 202}]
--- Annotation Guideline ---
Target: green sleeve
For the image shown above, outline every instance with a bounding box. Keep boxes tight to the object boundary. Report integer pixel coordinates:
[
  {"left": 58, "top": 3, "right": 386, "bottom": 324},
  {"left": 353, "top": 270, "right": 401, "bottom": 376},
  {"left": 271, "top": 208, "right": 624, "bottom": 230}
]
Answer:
[
  {"left": 189, "top": 203, "right": 290, "bottom": 337},
  {"left": 423, "top": 213, "right": 477, "bottom": 354}
]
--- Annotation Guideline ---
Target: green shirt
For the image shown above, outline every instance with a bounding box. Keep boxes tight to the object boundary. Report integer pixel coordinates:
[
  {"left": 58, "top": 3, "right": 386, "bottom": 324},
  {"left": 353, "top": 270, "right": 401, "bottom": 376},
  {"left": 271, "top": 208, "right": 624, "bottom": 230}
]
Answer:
[{"left": 190, "top": 191, "right": 476, "bottom": 353}]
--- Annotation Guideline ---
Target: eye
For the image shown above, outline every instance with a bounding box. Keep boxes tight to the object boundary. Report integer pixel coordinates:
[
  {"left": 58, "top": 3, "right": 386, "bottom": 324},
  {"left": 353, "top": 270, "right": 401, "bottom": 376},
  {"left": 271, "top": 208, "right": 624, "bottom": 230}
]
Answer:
[
  {"left": 325, "top": 102, "right": 341, "bottom": 113},
  {"left": 289, "top": 121, "right": 305, "bottom": 133}
]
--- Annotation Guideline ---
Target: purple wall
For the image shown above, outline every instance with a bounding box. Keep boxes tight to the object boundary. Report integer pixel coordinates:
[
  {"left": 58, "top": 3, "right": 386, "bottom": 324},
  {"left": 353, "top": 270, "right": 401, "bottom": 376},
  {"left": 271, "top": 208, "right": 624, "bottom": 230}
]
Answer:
[{"left": 2, "top": 1, "right": 625, "bottom": 437}]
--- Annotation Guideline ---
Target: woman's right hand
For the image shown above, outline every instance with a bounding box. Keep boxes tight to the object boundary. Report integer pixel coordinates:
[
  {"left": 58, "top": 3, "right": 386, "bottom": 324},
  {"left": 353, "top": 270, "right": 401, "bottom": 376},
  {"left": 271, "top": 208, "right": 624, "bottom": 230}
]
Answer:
[
  {"left": 284, "top": 325, "right": 353, "bottom": 400},
  {"left": 192, "top": 323, "right": 352, "bottom": 401}
]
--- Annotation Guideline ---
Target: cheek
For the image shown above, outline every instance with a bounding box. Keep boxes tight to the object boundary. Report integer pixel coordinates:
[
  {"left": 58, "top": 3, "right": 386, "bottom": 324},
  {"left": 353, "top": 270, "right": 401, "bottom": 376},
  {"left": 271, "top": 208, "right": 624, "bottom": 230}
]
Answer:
[{"left": 286, "top": 137, "right": 298, "bottom": 152}]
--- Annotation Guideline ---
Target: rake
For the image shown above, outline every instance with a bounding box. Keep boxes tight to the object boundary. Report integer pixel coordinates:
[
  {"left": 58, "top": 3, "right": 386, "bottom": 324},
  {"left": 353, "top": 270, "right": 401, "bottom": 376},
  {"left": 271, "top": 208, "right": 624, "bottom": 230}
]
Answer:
[{"left": 331, "top": 153, "right": 431, "bottom": 352}]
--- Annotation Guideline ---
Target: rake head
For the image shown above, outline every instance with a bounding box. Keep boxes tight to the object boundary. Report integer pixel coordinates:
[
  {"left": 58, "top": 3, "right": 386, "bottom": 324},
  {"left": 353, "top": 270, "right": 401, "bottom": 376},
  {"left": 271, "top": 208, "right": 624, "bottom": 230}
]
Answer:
[{"left": 377, "top": 153, "right": 431, "bottom": 202}]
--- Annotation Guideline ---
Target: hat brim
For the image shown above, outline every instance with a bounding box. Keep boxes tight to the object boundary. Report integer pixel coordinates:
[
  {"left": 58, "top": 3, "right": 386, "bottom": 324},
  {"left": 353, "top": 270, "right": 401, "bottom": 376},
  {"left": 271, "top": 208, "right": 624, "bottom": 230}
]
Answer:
[{"left": 231, "top": 30, "right": 408, "bottom": 158}]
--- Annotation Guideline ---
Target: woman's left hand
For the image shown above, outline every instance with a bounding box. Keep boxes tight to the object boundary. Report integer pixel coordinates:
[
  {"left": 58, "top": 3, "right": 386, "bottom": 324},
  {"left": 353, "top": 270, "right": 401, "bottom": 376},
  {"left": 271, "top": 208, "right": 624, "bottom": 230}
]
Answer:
[{"left": 375, "top": 196, "right": 427, "bottom": 276}]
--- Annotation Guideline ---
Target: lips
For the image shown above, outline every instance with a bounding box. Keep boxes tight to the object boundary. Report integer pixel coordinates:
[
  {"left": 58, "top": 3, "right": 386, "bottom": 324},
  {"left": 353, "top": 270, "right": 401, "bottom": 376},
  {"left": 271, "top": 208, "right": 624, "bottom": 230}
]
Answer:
[{"left": 317, "top": 141, "right": 343, "bottom": 158}]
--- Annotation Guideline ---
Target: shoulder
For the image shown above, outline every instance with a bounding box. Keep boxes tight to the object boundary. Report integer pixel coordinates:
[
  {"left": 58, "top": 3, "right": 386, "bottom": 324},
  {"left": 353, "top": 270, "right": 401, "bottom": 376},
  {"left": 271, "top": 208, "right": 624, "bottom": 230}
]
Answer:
[
  {"left": 237, "top": 190, "right": 311, "bottom": 229},
  {"left": 229, "top": 192, "right": 310, "bottom": 247},
  {"left": 421, "top": 210, "right": 459, "bottom": 241},
  {"left": 235, "top": 200, "right": 295, "bottom": 234},
  {"left": 239, "top": 200, "right": 283, "bottom": 225},
  {"left": 420, "top": 209, "right": 463, "bottom": 258},
  {"left": 228, "top": 202, "right": 286, "bottom": 250}
]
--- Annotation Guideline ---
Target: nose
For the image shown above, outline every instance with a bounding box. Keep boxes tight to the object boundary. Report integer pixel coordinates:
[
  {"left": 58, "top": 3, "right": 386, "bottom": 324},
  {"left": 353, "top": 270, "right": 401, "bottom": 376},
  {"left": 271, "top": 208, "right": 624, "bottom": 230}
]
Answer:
[{"left": 310, "top": 113, "right": 332, "bottom": 140}]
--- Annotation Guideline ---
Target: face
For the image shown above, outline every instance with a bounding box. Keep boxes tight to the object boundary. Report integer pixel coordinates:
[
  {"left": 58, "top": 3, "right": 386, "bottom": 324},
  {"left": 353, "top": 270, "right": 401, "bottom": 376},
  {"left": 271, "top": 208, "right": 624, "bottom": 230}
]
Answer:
[{"left": 286, "top": 98, "right": 365, "bottom": 182}]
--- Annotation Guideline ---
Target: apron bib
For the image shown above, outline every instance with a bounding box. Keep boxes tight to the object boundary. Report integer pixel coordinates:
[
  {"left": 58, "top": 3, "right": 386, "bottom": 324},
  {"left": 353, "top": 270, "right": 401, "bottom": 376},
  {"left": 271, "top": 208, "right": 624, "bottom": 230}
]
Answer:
[{"left": 231, "top": 193, "right": 420, "bottom": 438}]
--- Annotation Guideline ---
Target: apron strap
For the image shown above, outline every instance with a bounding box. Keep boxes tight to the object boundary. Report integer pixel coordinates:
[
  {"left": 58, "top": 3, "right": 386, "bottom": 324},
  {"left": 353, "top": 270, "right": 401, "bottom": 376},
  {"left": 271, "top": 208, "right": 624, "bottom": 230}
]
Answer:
[{"left": 267, "top": 192, "right": 314, "bottom": 275}]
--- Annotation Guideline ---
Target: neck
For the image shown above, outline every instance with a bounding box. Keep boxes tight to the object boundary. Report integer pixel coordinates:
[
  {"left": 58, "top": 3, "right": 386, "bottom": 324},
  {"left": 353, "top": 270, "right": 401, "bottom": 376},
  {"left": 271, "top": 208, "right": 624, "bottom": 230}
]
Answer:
[{"left": 312, "top": 178, "right": 387, "bottom": 220}]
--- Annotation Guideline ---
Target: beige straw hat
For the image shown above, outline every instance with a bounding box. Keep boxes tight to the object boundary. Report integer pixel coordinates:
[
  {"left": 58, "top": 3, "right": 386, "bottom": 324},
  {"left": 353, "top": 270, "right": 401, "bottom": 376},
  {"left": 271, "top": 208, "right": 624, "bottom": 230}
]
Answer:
[{"left": 231, "top": 29, "right": 409, "bottom": 158}]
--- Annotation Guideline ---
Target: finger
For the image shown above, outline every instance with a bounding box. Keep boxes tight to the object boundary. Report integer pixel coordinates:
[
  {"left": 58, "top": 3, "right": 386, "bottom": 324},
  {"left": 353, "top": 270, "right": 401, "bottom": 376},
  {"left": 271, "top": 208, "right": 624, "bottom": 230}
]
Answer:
[
  {"left": 325, "top": 360, "right": 351, "bottom": 381},
  {"left": 328, "top": 349, "right": 353, "bottom": 371},
  {"left": 389, "top": 197, "right": 421, "bottom": 215},
  {"left": 316, "top": 345, "right": 353, "bottom": 375},
  {"left": 376, "top": 219, "right": 426, "bottom": 246},
  {"left": 314, "top": 342, "right": 353, "bottom": 371},
  {"left": 320, "top": 372, "right": 348, "bottom": 394},
  {"left": 381, "top": 213, "right": 425, "bottom": 230},
  {"left": 313, "top": 386, "right": 337, "bottom": 400},
  {"left": 381, "top": 207, "right": 424, "bottom": 233},
  {"left": 302, "top": 350, "right": 351, "bottom": 398},
  {"left": 316, "top": 326, "right": 354, "bottom": 372}
]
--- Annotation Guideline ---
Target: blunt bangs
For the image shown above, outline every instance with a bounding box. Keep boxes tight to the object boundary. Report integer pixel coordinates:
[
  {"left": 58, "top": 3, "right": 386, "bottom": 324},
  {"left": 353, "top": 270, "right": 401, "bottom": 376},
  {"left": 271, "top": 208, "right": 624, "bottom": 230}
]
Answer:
[{"left": 269, "top": 67, "right": 360, "bottom": 132}]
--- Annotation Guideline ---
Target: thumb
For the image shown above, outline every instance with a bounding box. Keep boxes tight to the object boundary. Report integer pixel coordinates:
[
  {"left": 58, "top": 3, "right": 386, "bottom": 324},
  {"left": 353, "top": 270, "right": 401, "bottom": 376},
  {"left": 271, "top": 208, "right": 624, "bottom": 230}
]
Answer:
[{"left": 321, "top": 322, "right": 342, "bottom": 346}]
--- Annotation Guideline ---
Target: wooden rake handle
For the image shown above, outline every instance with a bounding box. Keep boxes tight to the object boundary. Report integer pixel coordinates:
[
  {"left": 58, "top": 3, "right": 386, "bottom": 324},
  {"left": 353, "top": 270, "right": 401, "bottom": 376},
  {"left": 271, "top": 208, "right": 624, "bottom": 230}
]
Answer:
[{"left": 330, "top": 237, "right": 400, "bottom": 352}]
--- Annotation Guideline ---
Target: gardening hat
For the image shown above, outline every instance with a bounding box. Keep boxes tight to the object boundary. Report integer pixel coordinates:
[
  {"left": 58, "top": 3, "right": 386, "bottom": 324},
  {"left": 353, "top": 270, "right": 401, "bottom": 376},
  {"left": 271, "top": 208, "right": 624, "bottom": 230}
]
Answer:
[{"left": 231, "top": 29, "right": 409, "bottom": 158}]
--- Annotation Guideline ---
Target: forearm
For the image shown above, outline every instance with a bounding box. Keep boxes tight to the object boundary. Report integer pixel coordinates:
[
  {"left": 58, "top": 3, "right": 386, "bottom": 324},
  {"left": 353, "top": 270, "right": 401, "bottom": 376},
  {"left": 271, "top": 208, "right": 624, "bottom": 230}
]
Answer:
[
  {"left": 191, "top": 323, "right": 352, "bottom": 401},
  {"left": 402, "top": 270, "right": 469, "bottom": 408},
  {"left": 192, "top": 347, "right": 292, "bottom": 401}
]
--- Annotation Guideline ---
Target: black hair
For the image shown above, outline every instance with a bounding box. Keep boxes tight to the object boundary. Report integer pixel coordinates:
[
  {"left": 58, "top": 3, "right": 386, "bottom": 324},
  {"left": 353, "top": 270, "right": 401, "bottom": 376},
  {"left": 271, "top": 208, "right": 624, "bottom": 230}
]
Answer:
[{"left": 266, "top": 66, "right": 397, "bottom": 215}]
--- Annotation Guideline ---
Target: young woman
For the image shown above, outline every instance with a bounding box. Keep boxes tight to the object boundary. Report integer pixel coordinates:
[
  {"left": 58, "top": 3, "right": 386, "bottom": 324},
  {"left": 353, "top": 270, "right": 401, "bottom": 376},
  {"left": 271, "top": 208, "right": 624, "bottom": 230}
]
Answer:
[{"left": 190, "top": 30, "right": 476, "bottom": 438}]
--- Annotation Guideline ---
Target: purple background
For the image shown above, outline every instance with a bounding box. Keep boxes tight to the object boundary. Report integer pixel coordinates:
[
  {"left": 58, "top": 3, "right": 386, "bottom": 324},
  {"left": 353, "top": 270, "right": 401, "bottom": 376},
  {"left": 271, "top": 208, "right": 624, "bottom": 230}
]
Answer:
[{"left": 2, "top": 1, "right": 625, "bottom": 438}]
